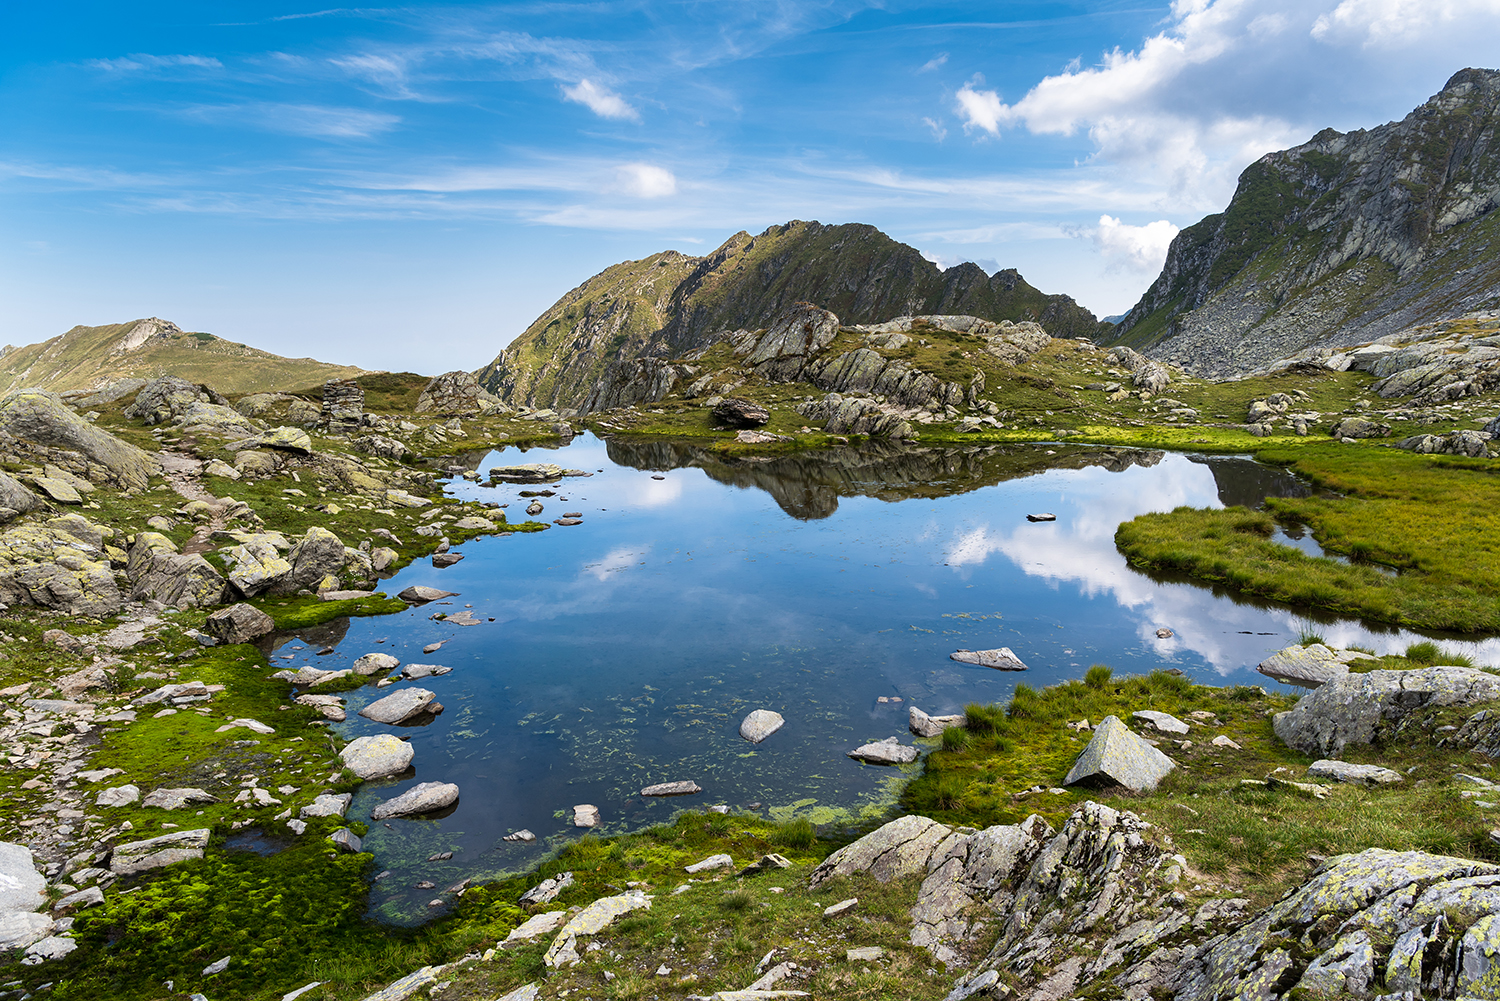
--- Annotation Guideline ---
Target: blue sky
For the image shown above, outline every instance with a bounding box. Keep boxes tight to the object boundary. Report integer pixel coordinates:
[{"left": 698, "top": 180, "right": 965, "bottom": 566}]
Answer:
[{"left": 2, "top": 1, "right": 1498, "bottom": 373}]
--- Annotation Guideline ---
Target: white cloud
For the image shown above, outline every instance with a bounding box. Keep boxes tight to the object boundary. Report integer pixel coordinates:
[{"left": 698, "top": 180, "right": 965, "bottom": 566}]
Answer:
[
  {"left": 183, "top": 103, "right": 400, "bottom": 140},
  {"left": 954, "top": 80, "right": 1007, "bottom": 136},
  {"left": 1312, "top": 0, "right": 1500, "bottom": 46},
  {"left": 1087, "top": 215, "right": 1181, "bottom": 274},
  {"left": 919, "top": 53, "right": 949, "bottom": 73},
  {"left": 615, "top": 163, "right": 677, "bottom": 199},
  {"left": 921, "top": 117, "right": 947, "bottom": 142},
  {"left": 89, "top": 54, "right": 222, "bottom": 72},
  {"left": 561, "top": 79, "right": 641, "bottom": 122},
  {"left": 921, "top": 251, "right": 1000, "bottom": 274}
]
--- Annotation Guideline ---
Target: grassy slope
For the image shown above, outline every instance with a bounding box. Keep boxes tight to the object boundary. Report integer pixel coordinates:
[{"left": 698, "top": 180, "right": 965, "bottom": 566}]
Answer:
[{"left": 0, "top": 320, "right": 365, "bottom": 395}]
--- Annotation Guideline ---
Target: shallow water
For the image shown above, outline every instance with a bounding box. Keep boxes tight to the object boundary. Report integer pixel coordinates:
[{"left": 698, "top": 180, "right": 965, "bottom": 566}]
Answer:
[{"left": 268, "top": 435, "right": 1491, "bottom": 921}]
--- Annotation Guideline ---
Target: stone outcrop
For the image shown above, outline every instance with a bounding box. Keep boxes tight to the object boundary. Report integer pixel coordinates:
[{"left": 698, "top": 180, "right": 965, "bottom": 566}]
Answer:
[
  {"left": 1119, "top": 69, "right": 1500, "bottom": 376},
  {"left": 1274, "top": 666, "right": 1500, "bottom": 757},
  {"left": 795, "top": 395, "right": 915, "bottom": 439},
  {"left": 1397, "top": 429, "right": 1493, "bottom": 456},
  {"left": 1257, "top": 643, "right": 1354, "bottom": 688},
  {"left": 416, "top": 372, "right": 507, "bottom": 416},
  {"left": 0, "top": 390, "right": 157, "bottom": 489},
  {"left": 203, "top": 603, "right": 275, "bottom": 644},
  {"left": 0, "top": 516, "right": 123, "bottom": 616}
]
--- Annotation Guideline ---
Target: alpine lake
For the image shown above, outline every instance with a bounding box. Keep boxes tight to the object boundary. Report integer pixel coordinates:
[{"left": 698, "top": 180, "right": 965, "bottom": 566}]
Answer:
[{"left": 260, "top": 434, "right": 1500, "bottom": 923}]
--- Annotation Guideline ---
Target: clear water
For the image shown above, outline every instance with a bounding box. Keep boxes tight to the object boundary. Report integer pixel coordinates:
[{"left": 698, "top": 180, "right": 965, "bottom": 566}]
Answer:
[{"left": 260, "top": 435, "right": 1493, "bottom": 922}]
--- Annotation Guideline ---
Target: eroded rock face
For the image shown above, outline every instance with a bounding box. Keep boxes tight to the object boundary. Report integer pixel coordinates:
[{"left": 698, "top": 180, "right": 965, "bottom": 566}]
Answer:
[
  {"left": 0, "top": 517, "right": 123, "bottom": 616},
  {"left": 0, "top": 390, "right": 157, "bottom": 489},
  {"left": 416, "top": 371, "right": 507, "bottom": 416},
  {"left": 1273, "top": 667, "right": 1500, "bottom": 757},
  {"left": 129, "top": 551, "right": 226, "bottom": 610}
]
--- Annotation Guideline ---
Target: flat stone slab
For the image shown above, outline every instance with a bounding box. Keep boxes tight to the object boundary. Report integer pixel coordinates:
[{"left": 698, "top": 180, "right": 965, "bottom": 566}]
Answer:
[
  {"left": 573, "top": 804, "right": 600, "bottom": 827},
  {"left": 490, "top": 463, "right": 565, "bottom": 483},
  {"left": 685, "top": 853, "right": 733, "bottom": 873},
  {"left": 359, "top": 688, "right": 439, "bottom": 725},
  {"left": 740, "top": 709, "right": 785, "bottom": 743},
  {"left": 502, "top": 910, "right": 567, "bottom": 948},
  {"left": 0, "top": 842, "right": 45, "bottom": 913},
  {"left": 1064, "top": 715, "right": 1175, "bottom": 792},
  {"left": 909, "top": 706, "right": 964, "bottom": 738},
  {"left": 848, "top": 737, "right": 920, "bottom": 765},
  {"left": 641, "top": 780, "right": 702, "bottom": 797},
  {"left": 111, "top": 829, "right": 212, "bottom": 875},
  {"left": 371, "top": 781, "right": 459, "bottom": 820},
  {"left": 950, "top": 647, "right": 1028, "bottom": 671},
  {"left": 397, "top": 586, "right": 458, "bottom": 604},
  {"left": 300, "top": 793, "right": 353, "bottom": 819},
  {"left": 847, "top": 946, "right": 885, "bottom": 961},
  {"left": 824, "top": 898, "right": 859, "bottom": 917},
  {"left": 1257, "top": 644, "right": 1349, "bottom": 688},
  {"left": 544, "top": 890, "right": 653, "bottom": 967},
  {"left": 0, "top": 913, "right": 54, "bottom": 951},
  {"left": 1132, "top": 710, "right": 1190, "bottom": 735},
  {"left": 340, "top": 734, "right": 415, "bottom": 780},
  {"left": 143, "top": 787, "right": 220, "bottom": 810},
  {"left": 1308, "top": 760, "right": 1404, "bottom": 785}
]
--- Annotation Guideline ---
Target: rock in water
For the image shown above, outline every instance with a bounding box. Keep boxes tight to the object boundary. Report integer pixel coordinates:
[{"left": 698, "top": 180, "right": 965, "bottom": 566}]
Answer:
[
  {"left": 370, "top": 782, "right": 459, "bottom": 820},
  {"left": 847, "top": 737, "right": 920, "bottom": 765},
  {"left": 1063, "top": 715, "right": 1175, "bottom": 792},
  {"left": 1257, "top": 643, "right": 1349, "bottom": 688},
  {"left": 358, "top": 688, "right": 442, "bottom": 725},
  {"left": 352, "top": 652, "right": 400, "bottom": 675},
  {"left": 950, "top": 647, "right": 1028, "bottom": 671},
  {"left": 340, "top": 734, "right": 415, "bottom": 779},
  {"left": 739, "top": 709, "right": 785, "bottom": 743},
  {"left": 640, "top": 781, "right": 701, "bottom": 797},
  {"left": 431, "top": 553, "right": 464, "bottom": 568},
  {"left": 1274, "top": 667, "right": 1500, "bottom": 757},
  {"left": 572, "top": 804, "right": 600, "bottom": 827},
  {"left": 908, "top": 706, "right": 965, "bottom": 737},
  {"left": 489, "top": 463, "right": 564, "bottom": 483},
  {"left": 712, "top": 397, "right": 770, "bottom": 428},
  {"left": 203, "top": 603, "right": 275, "bottom": 644},
  {"left": 397, "top": 585, "right": 458, "bottom": 604}
]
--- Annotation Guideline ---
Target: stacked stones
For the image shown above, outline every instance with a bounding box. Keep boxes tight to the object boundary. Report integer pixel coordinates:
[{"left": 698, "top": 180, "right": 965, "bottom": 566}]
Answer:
[{"left": 321, "top": 379, "right": 364, "bottom": 434}]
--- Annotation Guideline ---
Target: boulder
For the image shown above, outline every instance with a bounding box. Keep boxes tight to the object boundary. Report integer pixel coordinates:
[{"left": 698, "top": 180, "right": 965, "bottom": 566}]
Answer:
[
  {"left": 252, "top": 426, "right": 313, "bottom": 454},
  {"left": 1331, "top": 417, "right": 1390, "bottom": 439},
  {"left": 129, "top": 551, "right": 226, "bottom": 609},
  {"left": 359, "top": 688, "right": 441, "bottom": 725},
  {"left": 143, "top": 787, "right": 219, "bottom": 810},
  {"left": 1257, "top": 643, "right": 1350, "bottom": 688},
  {"left": 743, "top": 302, "right": 840, "bottom": 372},
  {"left": 31, "top": 477, "right": 80, "bottom": 504},
  {"left": 204, "top": 603, "right": 275, "bottom": 644},
  {"left": 848, "top": 737, "right": 920, "bottom": 765},
  {"left": 330, "top": 828, "right": 362, "bottom": 853},
  {"left": 809, "top": 815, "right": 955, "bottom": 888},
  {"left": 225, "top": 542, "right": 292, "bottom": 598},
  {"left": 488, "top": 463, "right": 563, "bottom": 483},
  {"left": 353, "top": 652, "right": 401, "bottom": 675},
  {"left": 1307, "top": 760, "right": 1404, "bottom": 785},
  {"left": 371, "top": 782, "right": 459, "bottom": 819},
  {"left": 712, "top": 397, "right": 771, "bottom": 428},
  {"left": 0, "top": 389, "right": 157, "bottom": 488},
  {"left": 1063, "top": 715, "right": 1175, "bottom": 792},
  {"left": 685, "top": 854, "right": 732, "bottom": 873},
  {"left": 397, "top": 585, "right": 457, "bottom": 604},
  {"left": 300, "top": 793, "right": 352, "bottom": 819},
  {"left": 53, "top": 886, "right": 104, "bottom": 914},
  {"left": 296, "top": 693, "right": 346, "bottom": 720},
  {"left": 0, "top": 843, "right": 45, "bottom": 913},
  {"left": 909, "top": 706, "right": 965, "bottom": 738},
  {"left": 641, "top": 781, "right": 701, "bottom": 797},
  {"left": 0, "top": 914, "right": 55, "bottom": 951},
  {"left": 110, "top": 829, "right": 212, "bottom": 874},
  {"left": 416, "top": 371, "right": 506, "bottom": 415},
  {"left": 122, "top": 375, "right": 205, "bottom": 425},
  {"left": 1274, "top": 667, "right": 1500, "bottom": 757},
  {"left": 502, "top": 910, "right": 568, "bottom": 948},
  {"left": 543, "top": 890, "right": 653, "bottom": 967},
  {"left": 55, "top": 665, "right": 112, "bottom": 699},
  {"left": 340, "top": 733, "right": 415, "bottom": 779},
  {"left": 950, "top": 648, "right": 1028, "bottom": 671},
  {"left": 0, "top": 472, "right": 43, "bottom": 522},
  {"left": 739, "top": 709, "right": 785, "bottom": 743},
  {"left": 519, "top": 871, "right": 574, "bottom": 905}
]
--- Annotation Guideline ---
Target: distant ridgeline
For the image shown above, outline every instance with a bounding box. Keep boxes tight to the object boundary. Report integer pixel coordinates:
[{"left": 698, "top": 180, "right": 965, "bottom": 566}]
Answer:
[
  {"left": 0, "top": 317, "right": 364, "bottom": 396},
  {"left": 476, "top": 220, "right": 1108, "bottom": 410},
  {"left": 1113, "top": 67, "right": 1500, "bottom": 377}
]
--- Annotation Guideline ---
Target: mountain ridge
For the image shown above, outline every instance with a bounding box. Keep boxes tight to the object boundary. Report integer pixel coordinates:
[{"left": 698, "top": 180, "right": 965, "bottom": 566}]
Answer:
[
  {"left": 1113, "top": 67, "right": 1500, "bottom": 376},
  {"left": 477, "top": 220, "right": 1107, "bottom": 408}
]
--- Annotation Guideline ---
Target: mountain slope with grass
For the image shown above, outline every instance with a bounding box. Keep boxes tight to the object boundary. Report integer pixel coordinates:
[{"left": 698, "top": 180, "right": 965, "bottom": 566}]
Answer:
[
  {"left": 476, "top": 219, "right": 1108, "bottom": 409},
  {"left": 0, "top": 317, "right": 366, "bottom": 395},
  {"left": 1113, "top": 67, "right": 1500, "bottom": 376}
]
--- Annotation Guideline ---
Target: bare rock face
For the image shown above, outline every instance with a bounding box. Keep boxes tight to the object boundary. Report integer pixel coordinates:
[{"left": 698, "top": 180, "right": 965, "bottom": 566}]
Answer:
[
  {"left": 0, "top": 389, "right": 157, "bottom": 489},
  {"left": 416, "top": 372, "right": 507, "bottom": 416},
  {"left": 0, "top": 472, "right": 43, "bottom": 524},
  {"left": 743, "top": 302, "right": 841, "bottom": 378},
  {"left": 1274, "top": 666, "right": 1500, "bottom": 757},
  {"left": 711, "top": 397, "right": 770, "bottom": 428},
  {"left": 129, "top": 551, "right": 227, "bottom": 610}
]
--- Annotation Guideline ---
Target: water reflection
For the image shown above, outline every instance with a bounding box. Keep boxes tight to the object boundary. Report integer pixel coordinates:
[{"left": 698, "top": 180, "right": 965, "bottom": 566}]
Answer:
[{"left": 278, "top": 434, "right": 1495, "bottom": 923}]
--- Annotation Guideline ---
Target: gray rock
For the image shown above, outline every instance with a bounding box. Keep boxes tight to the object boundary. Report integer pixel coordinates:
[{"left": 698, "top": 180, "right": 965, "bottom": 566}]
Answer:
[
  {"left": 949, "top": 647, "right": 1028, "bottom": 671},
  {"left": 739, "top": 853, "right": 792, "bottom": 875},
  {"left": 502, "top": 830, "right": 536, "bottom": 842},
  {"left": 0, "top": 389, "right": 157, "bottom": 489},
  {"left": 1063, "top": 715, "right": 1175, "bottom": 792},
  {"left": 1131, "top": 710, "right": 1190, "bottom": 735},
  {"left": 847, "top": 946, "right": 885, "bottom": 961},
  {"left": 1273, "top": 667, "right": 1500, "bottom": 757},
  {"left": 129, "top": 546, "right": 226, "bottom": 610},
  {"left": 1307, "top": 760, "right": 1404, "bottom": 785},
  {"left": 21, "top": 934, "right": 75, "bottom": 963},
  {"left": 909, "top": 706, "right": 965, "bottom": 738},
  {"left": 31, "top": 477, "right": 81, "bottom": 504},
  {"left": 1258, "top": 643, "right": 1350, "bottom": 688},
  {"left": 712, "top": 397, "right": 771, "bottom": 428},
  {"left": 0, "top": 913, "right": 54, "bottom": 951},
  {"left": 502, "top": 911, "right": 567, "bottom": 948},
  {"left": 95, "top": 784, "right": 140, "bottom": 808},
  {"left": 0, "top": 842, "right": 45, "bottom": 913},
  {"left": 1331, "top": 417, "right": 1390, "bottom": 439},
  {"left": 488, "top": 463, "right": 564, "bottom": 483},
  {"left": 330, "top": 829, "right": 363, "bottom": 853},
  {"left": 55, "top": 664, "right": 112, "bottom": 699},
  {"left": 685, "top": 854, "right": 733, "bottom": 873},
  {"left": 204, "top": 602, "right": 275, "bottom": 644},
  {"left": 359, "top": 688, "right": 440, "bottom": 725},
  {"left": 810, "top": 815, "right": 954, "bottom": 888},
  {"left": 300, "top": 793, "right": 353, "bottom": 819},
  {"left": 738, "top": 709, "right": 785, "bottom": 743},
  {"left": 224, "top": 542, "right": 291, "bottom": 597},
  {"left": 353, "top": 652, "right": 401, "bottom": 675},
  {"left": 270, "top": 527, "right": 347, "bottom": 596},
  {"left": 370, "top": 781, "right": 459, "bottom": 819},
  {"left": 397, "top": 585, "right": 458, "bottom": 604},
  {"left": 143, "top": 787, "right": 220, "bottom": 810},
  {"left": 0, "top": 472, "right": 44, "bottom": 522},
  {"left": 340, "top": 734, "right": 415, "bottom": 779},
  {"left": 203, "top": 956, "right": 231, "bottom": 975},
  {"left": 824, "top": 897, "right": 859, "bottom": 917},
  {"left": 641, "top": 780, "right": 701, "bottom": 796},
  {"left": 321, "top": 378, "right": 364, "bottom": 431},
  {"left": 53, "top": 886, "right": 104, "bottom": 913},
  {"left": 416, "top": 371, "right": 506, "bottom": 416},
  {"left": 110, "top": 828, "right": 212, "bottom": 874},
  {"left": 848, "top": 737, "right": 920, "bottom": 765},
  {"left": 573, "top": 804, "right": 600, "bottom": 827},
  {"left": 519, "top": 871, "right": 574, "bottom": 905}
]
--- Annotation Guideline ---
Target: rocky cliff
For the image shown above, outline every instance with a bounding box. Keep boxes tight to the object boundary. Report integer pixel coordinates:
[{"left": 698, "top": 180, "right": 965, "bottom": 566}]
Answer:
[
  {"left": 477, "top": 220, "right": 1106, "bottom": 409},
  {"left": 1115, "top": 68, "right": 1500, "bottom": 377}
]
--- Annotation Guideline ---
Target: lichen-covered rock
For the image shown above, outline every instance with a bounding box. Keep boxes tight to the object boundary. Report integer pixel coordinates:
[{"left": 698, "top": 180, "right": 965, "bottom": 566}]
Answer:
[
  {"left": 809, "top": 815, "right": 956, "bottom": 888},
  {"left": 1274, "top": 667, "right": 1500, "bottom": 757},
  {"left": 129, "top": 551, "right": 226, "bottom": 609},
  {"left": 1063, "top": 715, "right": 1175, "bottom": 791},
  {"left": 543, "top": 890, "right": 653, "bottom": 967},
  {"left": 0, "top": 471, "right": 43, "bottom": 523},
  {"left": 742, "top": 302, "right": 840, "bottom": 377},
  {"left": 270, "top": 526, "right": 346, "bottom": 596},
  {"left": 416, "top": 371, "right": 507, "bottom": 415},
  {"left": 0, "top": 517, "right": 123, "bottom": 615},
  {"left": 204, "top": 602, "right": 275, "bottom": 644},
  {"left": 340, "top": 734, "right": 415, "bottom": 779},
  {"left": 1396, "top": 429, "right": 1493, "bottom": 456},
  {"left": 0, "top": 389, "right": 157, "bottom": 489},
  {"left": 1332, "top": 416, "right": 1391, "bottom": 439},
  {"left": 224, "top": 542, "right": 292, "bottom": 597},
  {"left": 1307, "top": 759, "right": 1404, "bottom": 785},
  {"left": 1257, "top": 643, "right": 1351, "bottom": 688},
  {"left": 123, "top": 375, "right": 211, "bottom": 425},
  {"left": 795, "top": 394, "right": 916, "bottom": 439}
]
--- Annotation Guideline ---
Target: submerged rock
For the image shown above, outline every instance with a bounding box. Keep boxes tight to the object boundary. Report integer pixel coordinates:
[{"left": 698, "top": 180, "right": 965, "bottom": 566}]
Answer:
[
  {"left": 1063, "top": 715, "right": 1175, "bottom": 792},
  {"left": 739, "top": 709, "right": 785, "bottom": 743},
  {"left": 949, "top": 648, "right": 1028, "bottom": 671}
]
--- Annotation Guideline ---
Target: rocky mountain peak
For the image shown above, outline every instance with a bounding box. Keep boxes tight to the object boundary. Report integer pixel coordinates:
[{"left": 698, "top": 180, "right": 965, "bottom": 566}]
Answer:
[
  {"left": 1115, "top": 67, "right": 1500, "bottom": 376},
  {"left": 113, "top": 317, "right": 183, "bottom": 355}
]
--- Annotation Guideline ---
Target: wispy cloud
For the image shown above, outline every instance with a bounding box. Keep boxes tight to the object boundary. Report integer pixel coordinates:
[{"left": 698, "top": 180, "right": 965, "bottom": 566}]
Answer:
[
  {"left": 89, "top": 53, "right": 222, "bottom": 73},
  {"left": 181, "top": 103, "right": 401, "bottom": 139},
  {"left": 561, "top": 79, "right": 640, "bottom": 121},
  {"left": 919, "top": 52, "right": 949, "bottom": 72}
]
